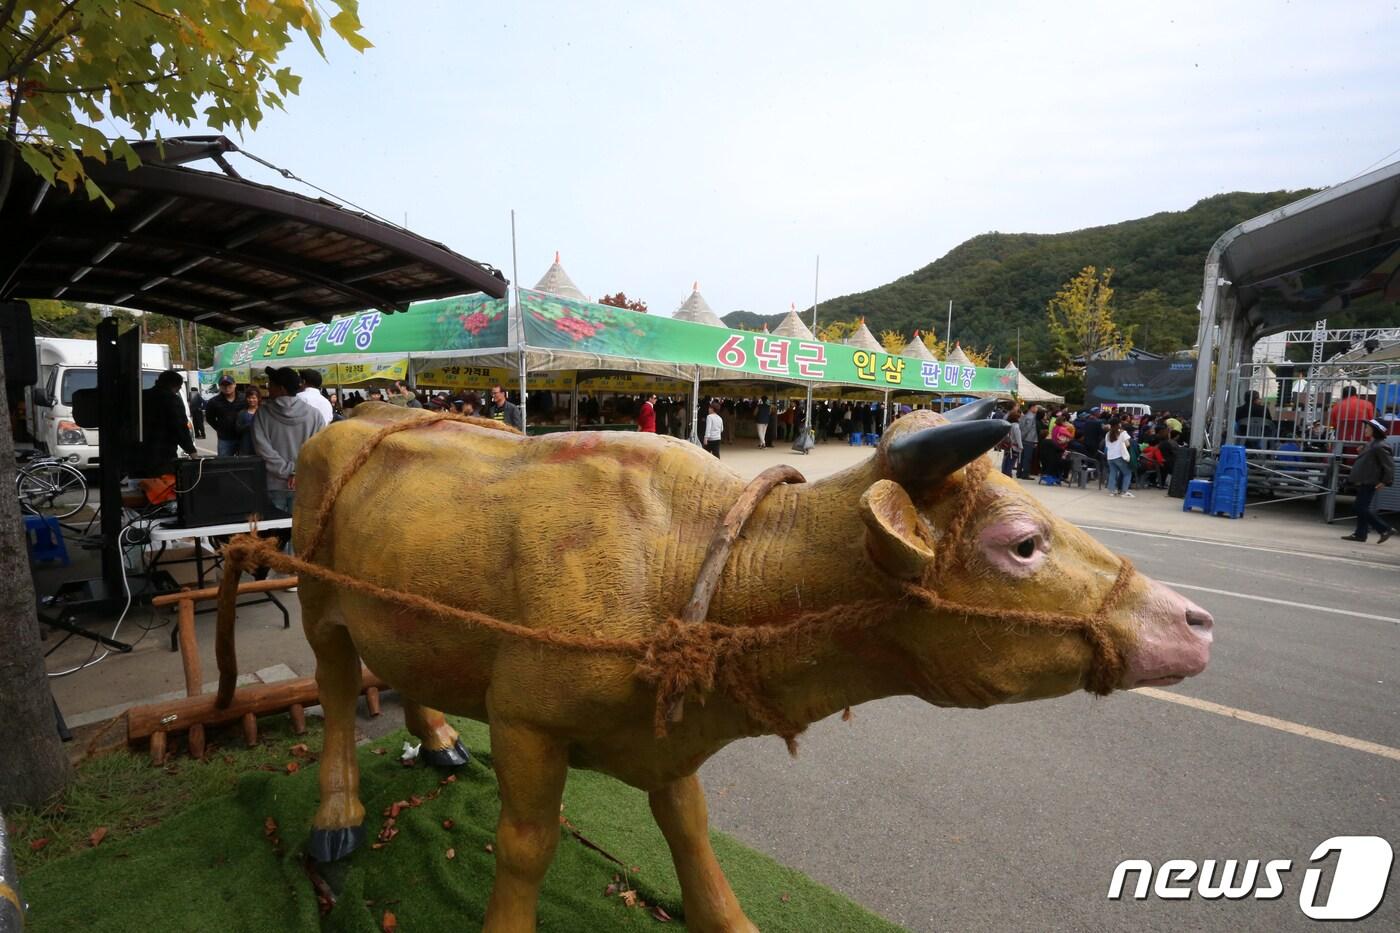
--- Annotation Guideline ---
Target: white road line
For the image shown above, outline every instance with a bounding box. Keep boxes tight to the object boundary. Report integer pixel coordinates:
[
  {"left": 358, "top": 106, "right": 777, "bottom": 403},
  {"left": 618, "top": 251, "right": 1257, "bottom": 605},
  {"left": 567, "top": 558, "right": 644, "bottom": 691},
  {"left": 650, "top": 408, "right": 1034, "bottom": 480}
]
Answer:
[
  {"left": 1079, "top": 524, "right": 1398, "bottom": 571},
  {"left": 1158, "top": 580, "right": 1400, "bottom": 626},
  {"left": 1133, "top": 688, "right": 1400, "bottom": 763}
]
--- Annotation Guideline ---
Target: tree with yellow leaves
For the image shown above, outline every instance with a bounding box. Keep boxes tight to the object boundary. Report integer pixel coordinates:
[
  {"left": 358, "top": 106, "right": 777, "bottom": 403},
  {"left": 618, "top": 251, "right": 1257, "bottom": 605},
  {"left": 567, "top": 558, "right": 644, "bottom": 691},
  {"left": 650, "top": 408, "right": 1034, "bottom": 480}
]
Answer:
[
  {"left": 920, "top": 332, "right": 993, "bottom": 366},
  {"left": 1046, "top": 266, "right": 1132, "bottom": 372},
  {"left": 878, "top": 330, "right": 907, "bottom": 354},
  {"left": 816, "top": 319, "right": 858, "bottom": 343}
]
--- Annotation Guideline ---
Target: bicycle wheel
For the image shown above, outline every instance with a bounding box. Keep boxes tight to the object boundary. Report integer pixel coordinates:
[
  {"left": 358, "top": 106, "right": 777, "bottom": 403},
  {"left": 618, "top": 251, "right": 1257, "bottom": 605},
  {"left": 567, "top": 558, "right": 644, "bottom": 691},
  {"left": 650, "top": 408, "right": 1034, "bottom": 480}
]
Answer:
[{"left": 17, "top": 463, "right": 89, "bottom": 520}]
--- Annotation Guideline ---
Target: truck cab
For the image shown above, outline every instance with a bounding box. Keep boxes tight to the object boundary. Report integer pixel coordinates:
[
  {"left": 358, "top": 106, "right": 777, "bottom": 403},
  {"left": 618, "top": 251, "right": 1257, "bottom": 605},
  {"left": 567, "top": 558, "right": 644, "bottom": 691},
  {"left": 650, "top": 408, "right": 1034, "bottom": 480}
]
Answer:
[{"left": 26, "top": 338, "right": 181, "bottom": 470}]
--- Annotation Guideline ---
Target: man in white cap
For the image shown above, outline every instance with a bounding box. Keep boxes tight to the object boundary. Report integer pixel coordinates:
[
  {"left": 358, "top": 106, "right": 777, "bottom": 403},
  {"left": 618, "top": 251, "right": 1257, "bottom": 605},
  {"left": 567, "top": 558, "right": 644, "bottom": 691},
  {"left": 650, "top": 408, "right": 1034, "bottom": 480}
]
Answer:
[{"left": 1341, "top": 418, "right": 1394, "bottom": 544}]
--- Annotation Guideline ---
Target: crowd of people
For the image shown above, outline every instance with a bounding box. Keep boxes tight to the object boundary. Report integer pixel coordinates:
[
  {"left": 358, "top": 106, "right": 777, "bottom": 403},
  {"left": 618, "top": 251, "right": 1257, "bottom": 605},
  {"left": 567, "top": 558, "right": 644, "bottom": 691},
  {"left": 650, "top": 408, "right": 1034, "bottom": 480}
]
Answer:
[{"left": 995, "top": 403, "right": 1191, "bottom": 498}]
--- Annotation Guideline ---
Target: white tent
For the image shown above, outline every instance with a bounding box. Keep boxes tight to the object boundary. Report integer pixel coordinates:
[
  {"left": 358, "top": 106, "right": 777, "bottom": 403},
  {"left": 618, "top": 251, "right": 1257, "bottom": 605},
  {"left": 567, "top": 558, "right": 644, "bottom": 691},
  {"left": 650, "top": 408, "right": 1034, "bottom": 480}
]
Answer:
[
  {"left": 945, "top": 342, "right": 974, "bottom": 366},
  {"left": 844, "top": 318, "right": 883, "bottom": 352},
  {"left": 901, "top": 331, "right": 936, "bottom": 362},
  {"left": 533, "top": 251, "right": 587, "bottom": 300},
  {"left": 772, "top": 305, "right": 816, "bottom": 341},
  {"left": 1005, "top": 360, "right": 1064, "bottom": 404},
  {"left": 672, "top": 282, "right": 726, "bottom": 327}
]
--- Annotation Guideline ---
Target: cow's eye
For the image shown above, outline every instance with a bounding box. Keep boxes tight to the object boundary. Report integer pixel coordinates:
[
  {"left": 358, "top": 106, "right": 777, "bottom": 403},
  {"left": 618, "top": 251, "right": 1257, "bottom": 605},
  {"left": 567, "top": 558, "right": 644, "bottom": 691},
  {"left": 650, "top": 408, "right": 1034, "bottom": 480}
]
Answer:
[{"left": 1015, "top": 537, "right": 1037, "bottom": 559}]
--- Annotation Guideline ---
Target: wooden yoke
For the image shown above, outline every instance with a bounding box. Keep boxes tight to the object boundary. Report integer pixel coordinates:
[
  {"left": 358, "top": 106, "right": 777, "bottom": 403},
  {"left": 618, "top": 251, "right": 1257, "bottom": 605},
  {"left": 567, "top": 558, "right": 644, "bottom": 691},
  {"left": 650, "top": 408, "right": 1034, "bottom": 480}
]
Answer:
[{"left": 667, "top": 465, "right": 806, "bottom": 724}]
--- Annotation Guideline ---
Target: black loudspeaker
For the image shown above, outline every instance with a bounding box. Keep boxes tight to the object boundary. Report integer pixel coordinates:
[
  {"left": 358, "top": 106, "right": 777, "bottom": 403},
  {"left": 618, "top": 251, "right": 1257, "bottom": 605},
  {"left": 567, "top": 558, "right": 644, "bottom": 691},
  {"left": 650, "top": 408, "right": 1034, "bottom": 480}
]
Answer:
[
  {"left": 1168, "top": 446, "right": 1198, "bottom": 499},
  {"left": 0, "top": 300, "right": 38, "bottom": 386},
  {"left": 175, "top": 457, "right": 278, "bottom": 527}
]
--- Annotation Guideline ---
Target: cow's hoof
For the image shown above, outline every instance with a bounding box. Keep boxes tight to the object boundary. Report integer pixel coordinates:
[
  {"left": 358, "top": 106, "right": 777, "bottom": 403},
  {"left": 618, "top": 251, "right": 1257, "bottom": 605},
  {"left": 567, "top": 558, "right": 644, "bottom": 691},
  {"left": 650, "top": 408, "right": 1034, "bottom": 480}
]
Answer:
[
  {"left": 308, "top": 824, "right": 364, "bottom": 863},
  {"left": 422, "top": 738, "right": 472, "bottom": 769}
]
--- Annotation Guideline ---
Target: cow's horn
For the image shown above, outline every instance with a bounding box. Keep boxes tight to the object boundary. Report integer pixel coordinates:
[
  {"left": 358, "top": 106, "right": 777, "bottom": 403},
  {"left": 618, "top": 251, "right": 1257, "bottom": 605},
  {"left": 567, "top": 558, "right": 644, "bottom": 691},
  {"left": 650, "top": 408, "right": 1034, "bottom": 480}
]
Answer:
[
  {"left": 886, "top": 420, "right": 1012, "bottom": 493},
  {"left": 941, "top": 397, "right": 999, "bottom": 422}
]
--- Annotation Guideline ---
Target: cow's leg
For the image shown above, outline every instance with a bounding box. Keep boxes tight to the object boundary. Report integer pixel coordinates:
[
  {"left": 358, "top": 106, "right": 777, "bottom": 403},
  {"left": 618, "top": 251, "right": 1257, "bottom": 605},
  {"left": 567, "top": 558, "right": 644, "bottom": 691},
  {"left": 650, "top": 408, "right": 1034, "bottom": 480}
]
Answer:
[
  {"left": 483, "top": 720, "right": 568, "bottom": 933},
  {"left": 402, "top": 697, "right": 471, "bottom": 768},
  {"left": 649, "top": 774, "right": 757, "bottom": 933},
  {"left": 306, "top": 623, "right": 366, "bottom": 862}
]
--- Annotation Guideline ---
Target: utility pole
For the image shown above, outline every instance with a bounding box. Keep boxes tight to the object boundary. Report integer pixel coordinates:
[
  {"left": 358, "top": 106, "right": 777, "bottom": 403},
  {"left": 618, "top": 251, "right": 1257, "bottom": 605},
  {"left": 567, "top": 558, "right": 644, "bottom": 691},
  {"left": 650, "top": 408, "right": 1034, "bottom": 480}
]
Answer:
[{"left": 946, "top": 299, "right": 953, "bottom": 350}]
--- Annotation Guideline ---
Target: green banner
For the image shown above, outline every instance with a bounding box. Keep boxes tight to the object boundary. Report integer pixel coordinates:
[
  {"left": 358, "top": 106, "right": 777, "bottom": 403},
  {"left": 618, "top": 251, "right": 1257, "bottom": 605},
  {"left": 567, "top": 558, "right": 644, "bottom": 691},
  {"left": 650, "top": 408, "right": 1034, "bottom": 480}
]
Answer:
[
  {"left": 211, "top": 294, "right": 508, "bottom": 370},
  {"left": 521, "top": 290, "right": 1014, "bottom": 393}
]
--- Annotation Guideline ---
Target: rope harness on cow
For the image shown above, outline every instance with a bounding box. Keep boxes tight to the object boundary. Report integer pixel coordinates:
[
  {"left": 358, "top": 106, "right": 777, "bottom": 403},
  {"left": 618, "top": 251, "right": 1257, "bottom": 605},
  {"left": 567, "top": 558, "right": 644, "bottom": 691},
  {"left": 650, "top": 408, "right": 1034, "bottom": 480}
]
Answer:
[{"left": 215, "top": 410, "right": 1136, "bottom": 754}]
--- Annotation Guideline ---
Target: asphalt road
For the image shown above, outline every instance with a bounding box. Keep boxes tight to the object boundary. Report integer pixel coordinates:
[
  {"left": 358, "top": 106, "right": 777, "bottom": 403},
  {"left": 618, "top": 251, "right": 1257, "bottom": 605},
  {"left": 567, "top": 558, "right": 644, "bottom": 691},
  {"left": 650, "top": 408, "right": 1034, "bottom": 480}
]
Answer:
[{"left": 698, "top": 526, "right": 1399, "bottom": 932}]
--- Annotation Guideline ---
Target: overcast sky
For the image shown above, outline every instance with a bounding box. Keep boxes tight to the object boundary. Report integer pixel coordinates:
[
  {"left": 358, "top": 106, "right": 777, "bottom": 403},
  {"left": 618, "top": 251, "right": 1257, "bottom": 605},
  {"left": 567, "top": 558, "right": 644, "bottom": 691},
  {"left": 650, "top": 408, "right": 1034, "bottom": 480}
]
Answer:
[{"left": 148, "top": 0, "right": 1399, "bottom": 319}]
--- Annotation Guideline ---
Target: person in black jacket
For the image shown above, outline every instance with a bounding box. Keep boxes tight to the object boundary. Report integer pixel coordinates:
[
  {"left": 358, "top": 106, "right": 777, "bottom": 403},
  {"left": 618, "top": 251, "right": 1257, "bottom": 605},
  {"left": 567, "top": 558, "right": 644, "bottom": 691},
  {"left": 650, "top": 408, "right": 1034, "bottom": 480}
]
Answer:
[
  {"left": 1341, "top": 419, "right": 1395, "bottom": 543},
  {"left": 134, "top": 369, "right": 197, "bottom": 476},
  {"left": 204, "top": 374, "right": 247, "bottom": 457}
]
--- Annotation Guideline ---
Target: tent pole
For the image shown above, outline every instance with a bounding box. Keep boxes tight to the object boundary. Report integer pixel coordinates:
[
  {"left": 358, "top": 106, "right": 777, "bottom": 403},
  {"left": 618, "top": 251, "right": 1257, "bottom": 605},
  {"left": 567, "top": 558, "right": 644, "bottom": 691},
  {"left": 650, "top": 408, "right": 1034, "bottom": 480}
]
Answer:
[
  {"left": 883, "top": 389, "right": 890, "bottom": 430},
  {"left": 570, "top": 378, "right": 579, "bottom": 431},
  {"left": 511, "top": 209, "right": 528, "bottom": 432},
  {"left": 690, "top": 369, "right": 701, "bottom": 445}
]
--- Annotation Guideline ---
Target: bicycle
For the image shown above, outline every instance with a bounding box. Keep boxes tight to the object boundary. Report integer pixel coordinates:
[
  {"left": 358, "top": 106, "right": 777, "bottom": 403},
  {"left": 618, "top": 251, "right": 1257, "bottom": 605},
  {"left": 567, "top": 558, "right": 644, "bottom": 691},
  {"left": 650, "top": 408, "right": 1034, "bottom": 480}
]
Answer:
[{"left": 15, "top": 450, "right": 89, "bottom": 520}]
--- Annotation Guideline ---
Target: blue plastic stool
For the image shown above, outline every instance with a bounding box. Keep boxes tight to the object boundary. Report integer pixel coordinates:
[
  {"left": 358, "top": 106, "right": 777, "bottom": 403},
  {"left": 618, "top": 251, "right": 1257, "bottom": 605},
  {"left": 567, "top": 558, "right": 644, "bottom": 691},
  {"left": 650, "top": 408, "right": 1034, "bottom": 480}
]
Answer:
[
  {"left": 848, "top": 432, "right": 863, "bottom": 446},
  {"left": 864, "top": 433, "right": 879, "bottom": 447},
  {"left": 23, "top": 513, "right": 70, "bottom": 566},
  {"left": 1038, "top": 474, "right": 1062, "bottom": 487},
  {"left": 1182, "top": 479, "right": 1213, "bottom": 514}
]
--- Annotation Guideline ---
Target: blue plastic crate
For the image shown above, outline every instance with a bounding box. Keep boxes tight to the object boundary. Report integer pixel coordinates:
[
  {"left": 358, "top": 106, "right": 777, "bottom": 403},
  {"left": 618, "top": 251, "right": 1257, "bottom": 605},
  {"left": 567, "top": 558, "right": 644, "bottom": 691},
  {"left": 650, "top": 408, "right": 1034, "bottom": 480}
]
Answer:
[{"left": 1183, "top": 479, "right": 1213, "bottom": 514}]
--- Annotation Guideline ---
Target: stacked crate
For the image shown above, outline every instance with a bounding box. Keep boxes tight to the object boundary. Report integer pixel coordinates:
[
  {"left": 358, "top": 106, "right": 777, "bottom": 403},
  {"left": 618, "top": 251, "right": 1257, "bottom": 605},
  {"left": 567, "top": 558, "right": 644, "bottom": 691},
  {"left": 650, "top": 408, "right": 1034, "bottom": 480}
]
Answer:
[{"left": 1210, "top": 445, "right": 1248, "bottom": 518}]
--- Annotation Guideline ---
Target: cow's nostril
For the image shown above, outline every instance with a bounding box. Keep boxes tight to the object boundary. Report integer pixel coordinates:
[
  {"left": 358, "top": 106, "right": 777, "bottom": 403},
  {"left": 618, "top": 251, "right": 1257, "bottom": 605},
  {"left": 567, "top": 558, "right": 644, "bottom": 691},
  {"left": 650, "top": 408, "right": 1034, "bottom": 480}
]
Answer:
[{"left": 1186, "top": 608, "right": 1214, "bottom": 632}]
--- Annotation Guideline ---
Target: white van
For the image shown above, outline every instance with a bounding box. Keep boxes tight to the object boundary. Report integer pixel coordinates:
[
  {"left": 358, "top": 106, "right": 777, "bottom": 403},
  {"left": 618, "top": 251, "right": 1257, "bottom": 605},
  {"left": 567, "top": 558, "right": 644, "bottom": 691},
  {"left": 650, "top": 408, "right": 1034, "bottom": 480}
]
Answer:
[
  {"left": 25, "top": 337, "right": 179, "bottom": 469},
  {"left": 1106, "top": 403, "right": 1152, "bottom": 420}
]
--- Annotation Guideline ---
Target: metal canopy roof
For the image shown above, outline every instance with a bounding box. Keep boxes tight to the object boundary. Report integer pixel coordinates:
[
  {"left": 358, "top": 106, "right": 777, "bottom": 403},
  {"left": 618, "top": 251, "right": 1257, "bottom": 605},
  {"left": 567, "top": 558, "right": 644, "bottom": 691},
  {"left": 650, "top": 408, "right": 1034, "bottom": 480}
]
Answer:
[
  {"left": 1209, "top": 159, "right": 1400, "bottom": 343},
  {"left": 1190, "top": 159, "right": 1400, "bottom": 446},
  {"left": 0, "top": 136, "right": 508, "bottom": 332}
]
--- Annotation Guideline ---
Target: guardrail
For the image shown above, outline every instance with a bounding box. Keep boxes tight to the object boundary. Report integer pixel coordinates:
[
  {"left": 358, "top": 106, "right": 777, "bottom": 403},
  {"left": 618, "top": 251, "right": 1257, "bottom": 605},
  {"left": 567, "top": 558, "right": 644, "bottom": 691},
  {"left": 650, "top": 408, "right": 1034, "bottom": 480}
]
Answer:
[{"left": 0, "top": 814, "right": 24, "bottom": 933}]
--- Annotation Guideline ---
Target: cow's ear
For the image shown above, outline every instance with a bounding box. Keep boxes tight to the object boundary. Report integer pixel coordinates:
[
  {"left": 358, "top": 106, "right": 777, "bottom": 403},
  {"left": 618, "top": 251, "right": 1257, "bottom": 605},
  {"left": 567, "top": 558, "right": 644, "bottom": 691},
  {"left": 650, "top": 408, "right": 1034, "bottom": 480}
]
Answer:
[{"left": 859, "top": 479, "right": 936, "bottom": 580}]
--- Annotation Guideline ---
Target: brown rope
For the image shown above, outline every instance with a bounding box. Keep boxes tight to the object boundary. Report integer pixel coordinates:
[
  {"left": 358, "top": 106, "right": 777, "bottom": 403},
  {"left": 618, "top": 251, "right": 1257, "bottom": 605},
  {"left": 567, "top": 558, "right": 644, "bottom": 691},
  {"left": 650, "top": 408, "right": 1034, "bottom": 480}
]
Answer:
[{"left": 218, "top": 419, "right": 1138, "bottom": 752}]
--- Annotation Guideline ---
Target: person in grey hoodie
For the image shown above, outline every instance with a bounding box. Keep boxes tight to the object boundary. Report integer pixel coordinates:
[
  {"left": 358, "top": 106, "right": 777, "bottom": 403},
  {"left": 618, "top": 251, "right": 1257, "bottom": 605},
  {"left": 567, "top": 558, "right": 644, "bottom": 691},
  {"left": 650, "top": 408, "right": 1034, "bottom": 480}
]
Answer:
[
  {"left": 254, "top": 366, "right": 327, "bottom": 515},
  {"left": 1017, "top": 404, "right": 1040, "bottom": 478}
]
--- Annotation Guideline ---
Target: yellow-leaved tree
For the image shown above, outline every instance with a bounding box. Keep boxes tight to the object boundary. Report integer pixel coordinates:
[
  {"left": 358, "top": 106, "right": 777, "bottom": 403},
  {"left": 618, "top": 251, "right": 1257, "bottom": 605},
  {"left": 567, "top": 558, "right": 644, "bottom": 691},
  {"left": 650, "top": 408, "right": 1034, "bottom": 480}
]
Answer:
[
  {"left": 0, "top": 0, "right": 370, "bottom": 809},
  {"left": 816, "top": 319, "right": 858, "bottom": 343},
  {"left": 878, "top": 330, "right": 907, "bottom": 354},
  {"left": 920, "top": 332, "right": 993, "bottom": 366},
  {"left": 1046, "top": 266, "right": 1132, "bottom": 372}
]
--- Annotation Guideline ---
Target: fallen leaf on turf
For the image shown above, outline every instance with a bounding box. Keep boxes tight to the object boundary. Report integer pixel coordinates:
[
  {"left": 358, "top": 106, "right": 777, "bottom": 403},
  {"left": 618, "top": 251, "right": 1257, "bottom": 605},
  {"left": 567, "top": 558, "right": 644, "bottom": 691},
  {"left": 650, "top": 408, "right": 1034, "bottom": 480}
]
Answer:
[
  {"left": 30, "top": 838, "right": 50, "bottom": 852},
  {"left": 620, "top": 889, "right": 638, "bottom": 908},
  {"left": 409, "top": 794, "right": 423, "bottom": 807},
  {"left": 372, "top": 748, "right": 386, "bottom": 756},
  {"left": 442, "top": 819, "right": 454, "bottom": 830},
  {"left": 381, "top": 909, "right": 397, "bottom": 932},
  {"left": 285, "top": 761, "right": 300, "bottom": 774},
  {"left": 780, "top": 893, "right": 790, "bottom": 903},
  {"left": 604, "top": 883, "right": 618, "bottom": 897},
  {"left": 88, "top": 827, "right": 108, "bottom": 847},
  {"left": 264, "top": 817, "right": 278, "bottom": 837},
  {"left": 484, "top": 842, "right": 494, "bottom": 854},
  {"left": 290, "top": 743, "right": 309, "bottom": 757},
  {"left": 441, "top": 774, "right": 456, "bottom": 784},
  {"left": 371, "top": 842, "right": 384, "bottom": 850},
  {"left": 446, "top": 848, "right": 456, "bottom": 860},
  {"left": 651, "top": 905, "right": 673, "bottom": 922}
]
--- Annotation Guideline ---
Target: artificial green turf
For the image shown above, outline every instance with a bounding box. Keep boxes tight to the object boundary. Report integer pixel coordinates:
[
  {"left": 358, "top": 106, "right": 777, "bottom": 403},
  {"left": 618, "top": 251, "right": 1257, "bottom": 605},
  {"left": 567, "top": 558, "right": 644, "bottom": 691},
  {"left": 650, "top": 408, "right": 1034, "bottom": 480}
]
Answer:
[{"left": 19, "top": 717, "right": 904, "bottom": 932}]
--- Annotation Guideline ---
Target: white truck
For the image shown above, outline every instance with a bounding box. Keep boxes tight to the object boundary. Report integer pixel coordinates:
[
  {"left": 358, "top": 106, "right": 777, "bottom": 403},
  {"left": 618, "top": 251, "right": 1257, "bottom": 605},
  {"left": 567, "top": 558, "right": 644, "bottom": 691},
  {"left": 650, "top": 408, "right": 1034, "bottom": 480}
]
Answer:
[{"left": 25, "top": 337, "right": 180, "bottom": 469}]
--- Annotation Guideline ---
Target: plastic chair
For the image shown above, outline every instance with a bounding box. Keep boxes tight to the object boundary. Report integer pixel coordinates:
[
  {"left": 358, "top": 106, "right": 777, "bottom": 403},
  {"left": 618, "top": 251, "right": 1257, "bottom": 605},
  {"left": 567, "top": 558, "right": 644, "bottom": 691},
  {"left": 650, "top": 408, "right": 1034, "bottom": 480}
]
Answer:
[
  {"left": 23, "top": 513, "right": 70, "bottom": 566},
  {"left": 848, "top": 432, "right": 863, "bottom": 447},
  {"left": 1182, "top": 479, "right": 1213, "bottom": 514},
  {"left": 864, "top": 432, "right": 880, "bottom": 447}
]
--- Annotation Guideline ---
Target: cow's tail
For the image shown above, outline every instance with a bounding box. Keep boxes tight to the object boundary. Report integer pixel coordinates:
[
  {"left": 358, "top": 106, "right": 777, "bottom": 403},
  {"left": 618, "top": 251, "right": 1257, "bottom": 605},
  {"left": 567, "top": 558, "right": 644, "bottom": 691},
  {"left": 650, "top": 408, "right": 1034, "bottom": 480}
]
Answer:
[{"left": 213, "top": 544, "right": 247, "bottom": 708}]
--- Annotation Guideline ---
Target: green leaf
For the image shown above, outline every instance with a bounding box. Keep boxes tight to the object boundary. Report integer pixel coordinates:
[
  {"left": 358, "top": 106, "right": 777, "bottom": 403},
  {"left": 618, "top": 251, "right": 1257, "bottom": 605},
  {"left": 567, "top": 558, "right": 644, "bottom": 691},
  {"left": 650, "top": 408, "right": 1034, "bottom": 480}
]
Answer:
[
  {"left": 83, "top": 176, "right": 114, "bottom": 209},
  {"left": 19, "top": 146, "right": 59, "bottom": 185},
  {"left": 329, "top": 10, "right": 374, "bottom": 51}
]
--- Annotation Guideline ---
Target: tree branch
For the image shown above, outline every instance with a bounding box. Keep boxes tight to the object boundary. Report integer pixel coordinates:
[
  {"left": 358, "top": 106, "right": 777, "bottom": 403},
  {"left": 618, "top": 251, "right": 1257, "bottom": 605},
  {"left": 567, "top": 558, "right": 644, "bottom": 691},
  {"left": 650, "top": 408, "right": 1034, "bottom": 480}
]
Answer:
[
  {"left": 31, "top": 67, "right": 188, "bottom": 96},
  {"left": 0, "top": 87, "right": 23, "bottom": 210},
  {"left": 5, "top": 0, "right": 81, "bottom": 79}
]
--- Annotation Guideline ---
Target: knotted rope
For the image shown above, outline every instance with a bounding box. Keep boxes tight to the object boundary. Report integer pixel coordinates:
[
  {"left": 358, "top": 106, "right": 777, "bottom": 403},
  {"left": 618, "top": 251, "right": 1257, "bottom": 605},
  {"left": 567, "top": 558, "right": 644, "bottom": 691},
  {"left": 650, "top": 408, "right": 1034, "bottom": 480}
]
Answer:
[{"left": 215, "top": 416, "right": 1137, "bottom": 754}]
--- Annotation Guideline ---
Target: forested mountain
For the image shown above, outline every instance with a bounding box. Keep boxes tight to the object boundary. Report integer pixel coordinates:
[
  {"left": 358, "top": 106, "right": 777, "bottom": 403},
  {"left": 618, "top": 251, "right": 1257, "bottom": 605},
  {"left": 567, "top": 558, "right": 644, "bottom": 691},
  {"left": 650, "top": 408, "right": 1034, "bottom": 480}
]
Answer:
[{"left": 724, "top": 190, "right": 1316, "bottom": 370}]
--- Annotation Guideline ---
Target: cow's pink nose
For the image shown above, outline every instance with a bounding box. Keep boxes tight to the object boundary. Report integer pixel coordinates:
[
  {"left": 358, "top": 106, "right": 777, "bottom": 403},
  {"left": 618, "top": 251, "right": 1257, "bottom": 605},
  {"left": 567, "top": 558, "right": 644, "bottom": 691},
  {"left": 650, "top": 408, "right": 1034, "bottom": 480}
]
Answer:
[{"left": 1184, "top": 600, "right": 1214, "bottom": 640}]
